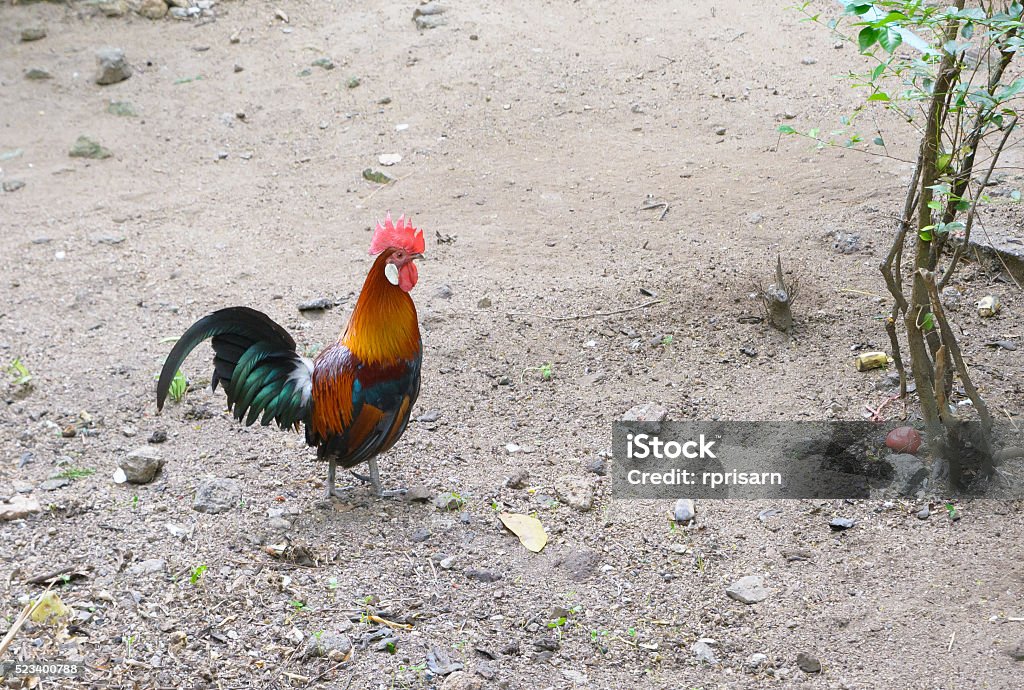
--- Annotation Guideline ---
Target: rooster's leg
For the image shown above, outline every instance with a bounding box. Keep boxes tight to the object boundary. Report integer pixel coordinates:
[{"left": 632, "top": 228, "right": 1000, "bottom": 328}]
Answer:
[
  {"left": 351, "top": 458, "right": 406, "bottom": 497},
  {"left": 325, "top": 456, "right": 337, "bottom": 498}
]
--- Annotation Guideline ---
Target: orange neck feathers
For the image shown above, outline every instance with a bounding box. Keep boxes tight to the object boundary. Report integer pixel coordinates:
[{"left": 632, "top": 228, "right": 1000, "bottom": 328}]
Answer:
[{"left": 342, "top": 251, "right": 421, "bottom": 364}]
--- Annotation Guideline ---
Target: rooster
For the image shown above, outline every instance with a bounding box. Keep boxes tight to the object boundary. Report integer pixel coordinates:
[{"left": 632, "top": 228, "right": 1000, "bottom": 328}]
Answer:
[{"left": 156, "top": 213, "right": 425, "bottom": 498}]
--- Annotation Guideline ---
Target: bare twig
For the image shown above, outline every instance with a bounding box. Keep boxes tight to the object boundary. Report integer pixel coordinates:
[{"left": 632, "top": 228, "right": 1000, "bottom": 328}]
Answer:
[{"left": 506, "top": 299, "right": 663, "bottom": 322}]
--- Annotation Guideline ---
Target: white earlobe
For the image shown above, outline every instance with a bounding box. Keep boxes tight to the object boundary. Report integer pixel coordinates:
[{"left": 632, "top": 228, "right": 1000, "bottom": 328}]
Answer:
[{"left": 384, "top": 262, "right": 400, "bottom": 285}]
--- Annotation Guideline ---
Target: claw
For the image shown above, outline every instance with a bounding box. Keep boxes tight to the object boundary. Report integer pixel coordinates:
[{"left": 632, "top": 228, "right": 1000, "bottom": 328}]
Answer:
[{"left": 351, "top": 459, "right": 405, "bottom": 497}]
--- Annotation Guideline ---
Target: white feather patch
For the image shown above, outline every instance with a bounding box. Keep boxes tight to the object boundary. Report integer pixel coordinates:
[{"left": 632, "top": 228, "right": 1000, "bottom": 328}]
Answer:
[{"left": 384, "top": 262, "right": 400, "bottom": 285}]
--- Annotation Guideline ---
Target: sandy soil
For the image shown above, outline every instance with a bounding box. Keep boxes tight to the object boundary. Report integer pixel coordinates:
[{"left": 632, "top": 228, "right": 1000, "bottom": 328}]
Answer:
[{"left": 1, "top": 1, "right": 1023, "bottom": 688}]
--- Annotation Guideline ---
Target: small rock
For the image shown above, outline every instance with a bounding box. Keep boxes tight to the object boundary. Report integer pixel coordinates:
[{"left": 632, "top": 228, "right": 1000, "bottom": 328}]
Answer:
[
  {"left": 433, "top": 492, "right": 463, "bottom": 511},
  {"left": 126, "top": 558, "right": 166, "bottom": 577},
  {"left": 796, "top": 652, "right": 821, "bottom": 673},
  {"left": 0, "top": 495, "right": 41, "bottom": 521},
  {"left": 148, "top": 429, "right": 168, "bottom": 444},
  {"left": 941, "top": 285, "right": 962, "bottom": 311},
  {"left": 378, "top": 153, "right": 402, "bottom": 166},
  {"left": 25, "top": 68, "right": 52, "bottom": 81},
  {"left": 40, "top": 478, "right": 70, "bottom": 492},
  {"left": 885, "top": 426, "right": 922, "bottom": 454},
  {"left": 465, "top": 568, "right": 502, "bottom": 583},
  {"left": 439, "top": 556, "right": 457, "bottom": 570},
  {"left": 587, "top": 457, "right": 606, "bottom": 476},
  {"left": 561, "top": 669, "right": 588, "bottom": 685},
  {"left": 505, "top": 469, "right": 529, "bottom": 489},
  {"left": 477, "top": 297, "right": 492, "bottom": 308},
  {"left": 98, "top": 0, "right": 129, "bottom": 17},
  {"left": 311, "top": 57, "right": 336, "bottom": 70},
  {"left": 746, "top": 211, "right": 764, "bottom": 224},
  {"left": 555, "top": 476, "right": 595, "bottom": 511},
  {"left": 828, "top": 229, "right": 862, "bottom": 254},
  {"left": 426, "top": 645, "right": 464, "bottom": 675},
  {"left": 137, "top": 0, "right": 168, "bottom": 19},
  {"left": 621, "top": 402, "right": 668, "bottom": 422},
  {"left": 95, "top": 48, "right": 132, "bottom": 85},
  {"left": 1006, "top": 640, "right": 1024, "bottom": 661},
  {"left": 744, "top": 652, "right": 770, "bottom": 672},
  {"left": 414, "top": 4, "right": 448, "bottom": 29},
  {"left": 714, "top": 126, "right": 727, "bottom": 136},
  {"left": 405, "top": 485, "right": 432, "bottom": 502},
  {"left": 193, "top": 478, "right": 241, "bottom": 514},
  {"left": 829, "top": 517, "right": 856, "bottom": 531},
  {"left": 21, "top": 27, "right": 47, "bottom": 42},
  {"left": 297, "top": 297, "right": 334, "bottom": 311},
  {"left": 673, "top": 498, "right": 696, "bottom": 524},
  {"left": 415, "top": 410, "right": 440, "bottom": 423},
  {"left": 410, "top": 527, "right": 430, "bottom": 543},
  {"left": 916, "top": 506, "right": 930, "bottom": 520},
  {"left": 165, "top": 523, "right": 187, "bottom": 539},
  {"left": 347, "top": 76, "right": 361, "bottom": 89},
  {"left": 234, "top": 63, "right": 244, "bottom": 73},
  {"left": 107, "top": 101, "right": 138, "bottom": 117},
  {"left": 692, "top": 638, "right": 718, "bottom": 664},
  {"left": 801, "top": 56, "right": 818, "bottom": 65},
  {"left": 726, "top": 575, "right": 769, "bottom": 604},
  {"left": 119, "top": 447, "right": 165, "bottom": 484},
  {"left": 441, "top": 671, "right": 481, "bottom": 690},
  {"left": 434, "top": 284, "right": 454, "bottom": 300},
  {"left": 267, "top": 517, "right": 291, "bottom": 532},
  {"left": 303, "top": 631, "right": 352, "bottom": 660},
  {"left": 69, "top": 136, "right": 112, "bottom": 160},
  {"left": 2, "top": 180, "right": 26, "bottom": 193}
]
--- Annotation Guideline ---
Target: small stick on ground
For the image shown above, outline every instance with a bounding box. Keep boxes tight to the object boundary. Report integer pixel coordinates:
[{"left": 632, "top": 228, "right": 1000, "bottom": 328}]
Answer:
[
  {"left": 756, "top": 256, "right": 799, "bottom": 331},
  {"left": 506, "top": 299, "right": 663, "bottom": 322}
]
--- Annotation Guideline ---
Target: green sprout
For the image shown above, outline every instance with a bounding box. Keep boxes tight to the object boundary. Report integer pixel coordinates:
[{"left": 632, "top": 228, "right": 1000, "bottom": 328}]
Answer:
[
  {"left": 167, "top": 370, "right": 188, "bottom": 403},
  {"left": 7, "top": 358, "right": 32, "bottom": 386},
  {"left": 661, "top": 335, "right": 674, "bottom": 346},
  {"left": 189, "top": 564, "right": 207, "bottom": 585},
  {"left": 290, "top": 600, "right": 307, "bottom": 612},
  {"left": 520, "top": 363, "right": 554, "bottom": 383},
  {"left": 58, "top": 466, "right": 96, "bottom": 481}
]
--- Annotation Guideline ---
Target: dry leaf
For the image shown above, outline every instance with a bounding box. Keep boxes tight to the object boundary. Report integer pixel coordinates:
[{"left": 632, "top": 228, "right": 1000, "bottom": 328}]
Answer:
[
  {"left": 30, "top": 591, "right": 69, "bottom": 625},
  {"left": 498, "top": 512, "right": 547, "bottom": 552}
]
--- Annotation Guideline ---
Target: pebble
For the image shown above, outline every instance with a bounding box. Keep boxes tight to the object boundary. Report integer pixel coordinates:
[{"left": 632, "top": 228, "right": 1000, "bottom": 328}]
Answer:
[
  {"left": 426, "top": 645, "right": 464, "bottom": 675},
  {"left": 801, "top": 56, "right": 818, "bottom": 65},
  {"left": 916, "top": 506, "right": 930, "bottom": 520},
  {"left": 505, "top": 469, "right": 529, "bottom": 489},
  {"left": 298, "top": 297, "right": 334, "bottom": 311},
  {"left": 25, "top": 68, "right": 52, "bottom": 81},
  {"left": 378, "top": 153, "right": 402, "bottom": 166},
  {"left": 138, "top": 0, "right": 168, "bottom": 19},
  {"left": 312, "top": 57, "right": 335, "bottom": 70},
  {"left": 21, "top": 27, "right": 47, "bottom": 42},
  {"left": 714, "top": 126, "right": 727, "bottom": 136},
  {"left": 673, "top": 498, "right": 696, "bottom": 524},
  {"left": 744, "top": 652, "right": 770, "bottom": 672},
  {"left": 119, "top": 447, "right": 165, "bottom": 484},
  {"left": 415, "top": 410, "right": 440, "bottom": 423},
  {"left": 441, "top": 672, "right": 481, "bottom": 690},
  {"left": 692, "top": 638, "right": 718, "bottom": 664},
  {"left": 587, "top": 457, "right": 606, "bottom": 476},
  {"left": 1006, "top": 640, "right": 1024, "bottom": 661},
  {"left": 0, "top": 495, "right": 41, "bottom": 521},
  {"left": 746, "top": 211, "right": 764, "bottom": 224},
  {"left": 69, "top": 136, "right": 112, "bottom": 160},
  {"left": 148, "top": 429, "right": 168, "bottom": 444},
  {"left": 126, "top": 558, "right": 166, "bottom": 577},
  {"left": 98, "top": 0, "right": 128, "bottom": 16},
  {"left": 405, "top": 485, "right": 432, "bottom": 502},
  {"left": 193, "top": 478, "right": 242, "bottom": 514},
  {"left": 40, "top": 478, "right": 70, "bottom": 491},
  {"left": 414, "top": 4, "right": 449, "bottom": 30},
  {"left": 2, "top": 180, "right": 26, "bottom": 193},
  {"left": 829, "top": 517, "right": 856, "bottom": 531},
  {"left": 95, "top": 48, "right": 132, "bottom": 85},
  {"left": 410, "top": 527, "right": 430, "bottom": 543},
  {"left": 465, "top": 568, "right": 502, "bottom": 583},
  {"left": 621, "top": 402, "right": 668, "bottom": 422},
  {"left": 796, "top": 652, "right": 822, "bottom": 673},
  {"left": 434, "top": 284, "right": 454, "bottom": 300},
  {"left": 726, "top": 575, "right": 769, "bottom": 604},
  {"left": 476, "top": 297, "right": 491, "bottom": 308},
  {"left": 302, "top": 630, "right": 352, "bottom": 660},
  {"left": 555, "top": 476, "right": 595, "bottom": 511}
]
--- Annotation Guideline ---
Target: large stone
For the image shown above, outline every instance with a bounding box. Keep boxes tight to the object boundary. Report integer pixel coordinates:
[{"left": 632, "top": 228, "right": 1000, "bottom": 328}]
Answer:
[
  {"left": 726, "top": 575, "right": 769, "bottom": 604},
  {"left": 621, "top": 402, "right": 668, "bottom": 422},
  {"left": 138, "top": 0, "right": 168, "bottom": 19},
  {"left": 302, "top": 630, "right": 352, "bottom": 660},
  {"left": 119, "top": 447, "right": 165, "bottom": 484},
  {"left": 0, "top": 495, "right": 41, "bottom": 521},
  {"left": 193, "top": 478, "right": 241, "bottom": 514},
  {"left": 95, "top": 48, "right": 132, "bottom": 85}
]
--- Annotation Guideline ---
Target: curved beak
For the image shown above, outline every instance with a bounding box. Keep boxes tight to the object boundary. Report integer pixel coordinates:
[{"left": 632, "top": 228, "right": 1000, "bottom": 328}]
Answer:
[{"left": 409, "top": 253, "right": 424, "bottom": 261}]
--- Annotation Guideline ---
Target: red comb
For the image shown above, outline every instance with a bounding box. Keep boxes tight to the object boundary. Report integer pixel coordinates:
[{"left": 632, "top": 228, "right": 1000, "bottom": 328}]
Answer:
[{"left": 369, "top": 212, "right": 425, "bottom": 256}]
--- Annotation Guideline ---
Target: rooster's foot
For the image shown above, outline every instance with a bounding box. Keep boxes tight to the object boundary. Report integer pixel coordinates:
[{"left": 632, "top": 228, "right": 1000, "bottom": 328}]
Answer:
[{"left": 351, "top": 459, "right": 406, "bottom": 498}]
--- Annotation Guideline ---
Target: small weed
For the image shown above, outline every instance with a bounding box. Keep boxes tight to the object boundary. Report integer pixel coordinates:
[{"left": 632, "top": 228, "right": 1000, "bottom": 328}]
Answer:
[
  {"left": 131, "top": 495, "right": 139, "bottom": 510},
  {"left": 289, "top": 600, "right": 307, "bottom": 612},
  {"left": 167, "top": 370, "right": 187, "bottom": 403},
  {"left": 58, "top": 466, "right": 95, "bottom": 481},
  {"left": 520, "top": 362, "right": 554, "bottom": 383},
  {"left": 7, "top": 358, "right": 32, "bottom": 387},
  {"left": 326, "top": 577, "right": 340, "bottom": 590},
  {"left": 189, "top": 564, "right": 207, "bottom": 585},
  {"left": 547, "top": 616, "right": 568, "bottom": 629},
  {"left": 661, "top": 334, "right": 674, "bottom": 346}
]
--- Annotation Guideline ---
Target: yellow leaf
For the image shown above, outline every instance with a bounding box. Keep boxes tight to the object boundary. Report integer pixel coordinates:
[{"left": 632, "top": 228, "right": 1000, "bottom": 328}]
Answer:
[
  {"left": 30, "top": 591, "right": 69, "bottom": 625},
  {"left": 498, "top": 512, "right": 548, "bottom": 553}
]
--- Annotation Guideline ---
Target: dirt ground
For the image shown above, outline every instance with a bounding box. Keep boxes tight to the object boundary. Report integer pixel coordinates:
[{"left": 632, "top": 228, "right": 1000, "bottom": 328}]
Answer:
[{"left": 1, "top": 1, "right": 1023, "bottom": 688}]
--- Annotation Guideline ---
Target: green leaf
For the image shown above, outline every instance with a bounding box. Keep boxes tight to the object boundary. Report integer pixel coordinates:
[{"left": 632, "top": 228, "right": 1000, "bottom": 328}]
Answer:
[
  {"left": 807, "top": 128, "right": 820, "bottom": 139},
  {"left": 878, "top": 28, "right": 902, "bottom": 53},
  {"left": 846, "top": 3, "right": 874, "bottom": 15},
  {"left": 868, "top": 91, "right": 891, "bottom": 101},
  {"left": 871, "top": 63, "right": 886, "bottom": 81},
  {"left": 873, "top": 136, "right": 885, "bottom": 146},
  {"left": 927, "top": 200, "right": 943, "bottom": 210},
  {"left": 777, "top": 124, "right": 796, "bottom": 134},
  {"left": 858, "top": 26, "right": 879, "bottom": 53},
  {"left": 919, "top": 225, "right": 935, "bottom": 242},
  {"left": 922, "top": 312, "right": 935, "bottom": 331},
  {"left": 944, "top": 221, "right": 965, "bottom": 233},
  {"left": 961, "top": 22, "right": 974, "bottom": 40}
]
